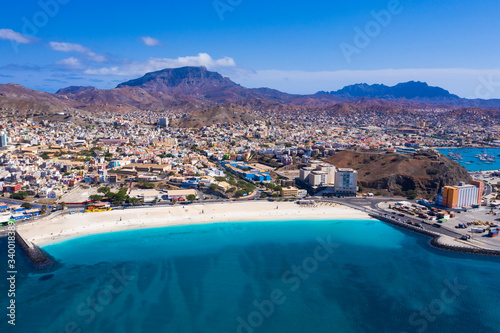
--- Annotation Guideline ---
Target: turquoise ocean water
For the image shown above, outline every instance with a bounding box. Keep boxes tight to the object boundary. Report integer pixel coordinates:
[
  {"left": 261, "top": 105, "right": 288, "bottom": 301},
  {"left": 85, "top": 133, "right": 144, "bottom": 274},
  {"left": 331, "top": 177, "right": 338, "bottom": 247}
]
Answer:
[
  {"left": 2, "top": 219, "right": 500, "bottom": 333},
  {"left": 437, "top": 147, "right": 500, "bottom": 172}
]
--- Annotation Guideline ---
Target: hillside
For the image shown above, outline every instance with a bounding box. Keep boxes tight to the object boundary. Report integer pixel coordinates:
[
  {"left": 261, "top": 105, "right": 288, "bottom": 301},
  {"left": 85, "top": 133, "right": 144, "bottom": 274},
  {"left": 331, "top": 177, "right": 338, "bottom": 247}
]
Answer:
[
  {"left": 324, "top": 150, "right": 472, "bottom": 198},
  {"left": 172, "top": 104, "right": 257, "bottom": 128},
  {"left": 1, "top": 66, "right": 500, "bottom": 119}
]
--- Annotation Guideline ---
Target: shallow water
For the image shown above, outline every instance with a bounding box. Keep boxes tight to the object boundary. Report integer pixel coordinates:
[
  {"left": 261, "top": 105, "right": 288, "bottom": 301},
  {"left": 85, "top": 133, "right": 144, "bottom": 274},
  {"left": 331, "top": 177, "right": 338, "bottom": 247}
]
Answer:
[{"left": 2, "top": 219, "right": 500, "bottom": 333}]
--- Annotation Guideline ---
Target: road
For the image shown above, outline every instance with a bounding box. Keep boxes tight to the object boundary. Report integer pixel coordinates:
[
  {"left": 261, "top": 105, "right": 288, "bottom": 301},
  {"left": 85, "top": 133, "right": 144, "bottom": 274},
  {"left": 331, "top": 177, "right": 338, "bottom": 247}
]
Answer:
[
  {"left": 313, "top": 196, "right": 465, "bottom": 239},
  {"left": 0, "top": 197, "right": 49, "bottom": 209},
  {"left": 485, "top": 182, "right": 493, "bottom": 196}
]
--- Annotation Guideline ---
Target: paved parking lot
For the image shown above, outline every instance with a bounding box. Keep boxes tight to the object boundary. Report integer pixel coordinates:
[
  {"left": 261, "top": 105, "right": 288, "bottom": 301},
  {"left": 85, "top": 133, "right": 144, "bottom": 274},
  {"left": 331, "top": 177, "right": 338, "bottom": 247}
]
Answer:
[
  {"left": 60, "top": 186, "right": 99, "bottom": 203},
  {"left": 378, "top": 201, "right": 500, "bottom": 250}
]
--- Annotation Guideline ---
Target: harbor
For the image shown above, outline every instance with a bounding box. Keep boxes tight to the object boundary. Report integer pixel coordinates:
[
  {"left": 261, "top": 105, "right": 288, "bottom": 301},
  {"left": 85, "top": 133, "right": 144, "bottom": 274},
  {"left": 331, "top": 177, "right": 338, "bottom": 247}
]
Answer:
[{"left": 437, "top": 147, "right": 500, "bottom": 171}]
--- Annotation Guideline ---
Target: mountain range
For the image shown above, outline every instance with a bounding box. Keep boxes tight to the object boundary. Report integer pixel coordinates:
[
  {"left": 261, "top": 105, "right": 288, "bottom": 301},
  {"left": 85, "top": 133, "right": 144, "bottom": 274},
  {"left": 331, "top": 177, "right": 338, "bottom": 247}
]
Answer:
[{"left": 0, "top": 66, "right": 499, "bottom": 119}]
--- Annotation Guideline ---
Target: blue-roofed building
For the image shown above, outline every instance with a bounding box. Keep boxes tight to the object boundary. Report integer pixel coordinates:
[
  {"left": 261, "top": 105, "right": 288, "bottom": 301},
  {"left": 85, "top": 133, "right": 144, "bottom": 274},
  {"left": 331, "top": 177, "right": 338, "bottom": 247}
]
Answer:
[
  {"left": 182, "top": 177, "right": 201, "bottom": 188},
  {"left": 222, "top": 161, "right": 272, "bottom": 182}
]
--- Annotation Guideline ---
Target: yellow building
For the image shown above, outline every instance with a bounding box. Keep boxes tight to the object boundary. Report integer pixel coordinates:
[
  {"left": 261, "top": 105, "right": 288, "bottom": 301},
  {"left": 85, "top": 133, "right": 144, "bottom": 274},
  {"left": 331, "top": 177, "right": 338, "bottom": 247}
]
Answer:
[
  {"left": 442, "top": 186, "right": 459, "bottom": 208},
  {"left": 281, "top": 187, "right": 299, "bottom": 198}
]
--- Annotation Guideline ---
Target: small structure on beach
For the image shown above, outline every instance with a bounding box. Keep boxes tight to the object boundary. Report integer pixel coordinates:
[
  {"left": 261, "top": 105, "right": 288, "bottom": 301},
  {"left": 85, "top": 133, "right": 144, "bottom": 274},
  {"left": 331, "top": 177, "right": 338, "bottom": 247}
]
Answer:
[{"left": 297, "top": 200, "right": 315, "bottom": 206}]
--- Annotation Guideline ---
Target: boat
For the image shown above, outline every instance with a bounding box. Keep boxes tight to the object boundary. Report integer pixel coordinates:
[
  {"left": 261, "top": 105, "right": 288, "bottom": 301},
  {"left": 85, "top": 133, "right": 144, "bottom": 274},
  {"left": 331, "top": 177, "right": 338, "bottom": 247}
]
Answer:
[
  {"left": 477, "top": 148, "right": 496, "bottom": 162},
  {"left": 448, "top": 152, "right": 463, "bottom": 160}
]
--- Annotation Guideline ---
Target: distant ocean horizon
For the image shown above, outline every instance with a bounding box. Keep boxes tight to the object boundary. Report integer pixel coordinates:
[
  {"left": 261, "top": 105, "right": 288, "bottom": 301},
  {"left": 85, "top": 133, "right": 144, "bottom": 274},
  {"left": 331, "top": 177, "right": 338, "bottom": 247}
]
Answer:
[
  {"left": 3, "top": 218, "right": 500, "bottom": 333},
  {"left": 437, "top": 147, "right": 500, "bottom": 172}
]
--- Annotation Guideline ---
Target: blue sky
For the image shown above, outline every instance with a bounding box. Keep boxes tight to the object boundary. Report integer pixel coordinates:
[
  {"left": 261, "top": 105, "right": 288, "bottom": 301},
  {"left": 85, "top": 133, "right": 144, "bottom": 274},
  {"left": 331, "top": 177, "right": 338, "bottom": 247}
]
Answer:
[{"left": 1, "top": 0, "right": 500, "bottom": 98}]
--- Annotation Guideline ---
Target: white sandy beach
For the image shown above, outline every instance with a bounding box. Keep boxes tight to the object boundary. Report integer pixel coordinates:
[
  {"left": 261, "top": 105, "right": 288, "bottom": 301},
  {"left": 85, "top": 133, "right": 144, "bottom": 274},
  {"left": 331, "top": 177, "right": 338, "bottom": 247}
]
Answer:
[{"left": 17, "top": 201, "right": 371, "bottom": 247}]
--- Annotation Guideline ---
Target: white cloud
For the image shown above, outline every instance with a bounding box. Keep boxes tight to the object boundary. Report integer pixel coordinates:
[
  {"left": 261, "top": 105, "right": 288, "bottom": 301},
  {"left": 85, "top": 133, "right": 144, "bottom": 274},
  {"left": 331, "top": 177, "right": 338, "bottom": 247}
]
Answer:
[
  {"left": 49, "top": 41, "right": 107, "bottom": 63},
  {"left": 141, "top": 36, "right": 162, "bottom": 47},
  {"left": 86, "top": 52, "right": 107, "bottom": 63},
  {"left": 49, "top": 41, "right": 89, "bottom": 53},
  {"left": 0, "top": 29, "right": 34, "bottom": 44},
  {"left": 55, "top": 57, "right": 83, "bottom": 69},
  {"left": 85, "top": 53, "right": 237, "bottom": 76}
]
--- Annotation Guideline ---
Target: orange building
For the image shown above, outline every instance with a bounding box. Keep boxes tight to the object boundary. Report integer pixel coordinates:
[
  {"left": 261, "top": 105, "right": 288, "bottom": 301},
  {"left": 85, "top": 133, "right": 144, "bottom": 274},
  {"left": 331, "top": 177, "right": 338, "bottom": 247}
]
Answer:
[{"left": 442, "top": 186, "right": 459, "bottom": 208}]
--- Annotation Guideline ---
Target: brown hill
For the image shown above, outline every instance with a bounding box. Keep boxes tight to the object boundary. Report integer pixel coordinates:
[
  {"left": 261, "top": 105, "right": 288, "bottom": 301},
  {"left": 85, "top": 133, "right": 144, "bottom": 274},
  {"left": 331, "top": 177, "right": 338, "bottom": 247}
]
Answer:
[
  {"left": 2, "top": 67, "right": 500, "bottom": 123},
  {"left": 173, "top": 104, "right": 257, "bottom": 128},
  {"left": 324, "top": 150, "right": 472, "bottom": 198},
  {"left": 0, "top": 83, "right": 74, "bottom": 114},
  {"left": 116, "top": 66, "right": 268, "bottom": 104}
]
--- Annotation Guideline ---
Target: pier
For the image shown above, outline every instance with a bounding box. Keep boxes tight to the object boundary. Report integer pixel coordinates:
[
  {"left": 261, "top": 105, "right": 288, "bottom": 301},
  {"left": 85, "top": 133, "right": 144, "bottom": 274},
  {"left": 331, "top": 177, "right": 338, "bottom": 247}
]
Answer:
[{"left": 15, "top": 230, "right": 50, "bottom": 264}]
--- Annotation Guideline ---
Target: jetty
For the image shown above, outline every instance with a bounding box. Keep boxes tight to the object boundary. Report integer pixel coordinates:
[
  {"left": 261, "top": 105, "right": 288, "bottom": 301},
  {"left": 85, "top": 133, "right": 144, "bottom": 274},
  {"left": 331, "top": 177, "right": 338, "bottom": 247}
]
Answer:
[{"left": 15, "top": 230, "right": 50, "bottom": 264}]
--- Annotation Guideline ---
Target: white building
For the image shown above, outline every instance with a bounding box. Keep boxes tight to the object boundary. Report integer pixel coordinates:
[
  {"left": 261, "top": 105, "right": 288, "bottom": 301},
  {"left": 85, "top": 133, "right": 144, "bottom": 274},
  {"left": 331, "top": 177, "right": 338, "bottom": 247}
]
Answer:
[
  {"left": 308, "top": 171, "right": 328, "bottom": 186},
  {"left": 334, "top": 168, "right": 358, "bottom": 196},
  {"left": 129, "top": 189, "right": 161, "bottom": 203},
  {"left": 456, "top": 183, "right": 479, "bottom": 208},
  {"left": 300, "top": 162, "right": 336, "bottom": 187}
]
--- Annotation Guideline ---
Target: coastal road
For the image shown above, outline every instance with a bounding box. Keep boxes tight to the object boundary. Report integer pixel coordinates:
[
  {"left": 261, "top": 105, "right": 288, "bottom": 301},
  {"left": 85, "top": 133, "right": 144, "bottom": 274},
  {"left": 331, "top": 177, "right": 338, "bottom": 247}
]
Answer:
[
  {"left": 314, "top": 196, "right": 465, "bottom": 239},
  {"left": 485, "top": 183, "right": 493, "bottom": 196}
]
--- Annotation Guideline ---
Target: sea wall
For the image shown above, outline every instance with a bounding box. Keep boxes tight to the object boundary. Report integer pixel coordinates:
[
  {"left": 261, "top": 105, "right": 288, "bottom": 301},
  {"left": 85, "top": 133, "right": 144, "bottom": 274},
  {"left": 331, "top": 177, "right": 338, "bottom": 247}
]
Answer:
[
  {"left": 369, "top": 214, "right": 500, "bottom": 257},
  {"left": 15, "top": 230, "right": 50, "bottom": 264}
]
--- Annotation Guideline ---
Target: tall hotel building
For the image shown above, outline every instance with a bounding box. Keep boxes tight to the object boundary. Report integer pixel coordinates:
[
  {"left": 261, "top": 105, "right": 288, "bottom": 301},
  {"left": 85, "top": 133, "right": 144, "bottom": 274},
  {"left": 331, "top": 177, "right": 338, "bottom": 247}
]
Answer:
[{"left": 439, "top": 181, "right": 484, "bottom": 208}]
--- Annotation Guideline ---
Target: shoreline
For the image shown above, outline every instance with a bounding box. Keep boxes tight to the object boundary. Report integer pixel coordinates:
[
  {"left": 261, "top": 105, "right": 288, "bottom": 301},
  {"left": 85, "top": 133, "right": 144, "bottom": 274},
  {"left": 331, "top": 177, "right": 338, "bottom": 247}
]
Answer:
[
  {"left": 371, "top": 214, "right": 500, "bottom": 257},
  {"left": 17, "top": 201, "right": 371, "bottom": 247}
]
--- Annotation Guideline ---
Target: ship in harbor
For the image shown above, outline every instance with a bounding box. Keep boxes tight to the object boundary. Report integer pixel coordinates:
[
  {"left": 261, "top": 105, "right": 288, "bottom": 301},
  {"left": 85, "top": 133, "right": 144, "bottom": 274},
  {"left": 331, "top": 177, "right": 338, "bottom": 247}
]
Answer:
[
  {"left": 476, "top": 152, "right": 496, "bottom": 162},
  {"left": 448, "top": 152, "right": 463, "bottom": 160},
  {"left": 448, "top": 152, "right": 463, "bottom": 161}
]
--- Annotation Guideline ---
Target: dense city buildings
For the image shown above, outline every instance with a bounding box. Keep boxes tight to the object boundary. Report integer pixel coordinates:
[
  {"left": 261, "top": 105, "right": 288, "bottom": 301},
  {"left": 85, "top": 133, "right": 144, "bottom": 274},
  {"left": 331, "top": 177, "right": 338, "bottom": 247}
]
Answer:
[{"left": 0, "top": 101, "right": 496, "bottom": 206}]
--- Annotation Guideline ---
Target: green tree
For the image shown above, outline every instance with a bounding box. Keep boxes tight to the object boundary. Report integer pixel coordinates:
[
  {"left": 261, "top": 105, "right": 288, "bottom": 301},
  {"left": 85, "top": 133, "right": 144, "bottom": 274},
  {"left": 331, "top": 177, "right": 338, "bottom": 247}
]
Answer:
[
  {"left": 128, "top": 197, "right": 141, "bottom": 206},
  {"left": 260, "top": 192, "right": 267, "bottom": 199},
  {"left": 10, "top": 191, "right": 28, "bottom": 200},
  {"left": 235, "top": 190, "right": 246, "bottom": 198},
  {"left": 187, "top": 194, "right": 196, "bottom": 202},
  {"left": 111, "top": 188, "right": 128, "bottom": 205},
  {"left": 21, "top": 202, "right": 33, "bottom": 209},
  {"left": 98, "top": 186, "right": 111, "bottom": 195},
  {"left": 89, "top": 194, "right": 103, "bottom": 201}
]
